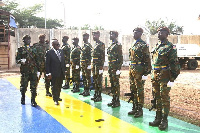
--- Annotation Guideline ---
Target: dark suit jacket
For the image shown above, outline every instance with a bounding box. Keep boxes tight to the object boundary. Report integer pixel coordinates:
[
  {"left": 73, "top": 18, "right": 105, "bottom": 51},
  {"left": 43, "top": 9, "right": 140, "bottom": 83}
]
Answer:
[{"left": 46, "top": 49, "right": 66, "bottom": 78}]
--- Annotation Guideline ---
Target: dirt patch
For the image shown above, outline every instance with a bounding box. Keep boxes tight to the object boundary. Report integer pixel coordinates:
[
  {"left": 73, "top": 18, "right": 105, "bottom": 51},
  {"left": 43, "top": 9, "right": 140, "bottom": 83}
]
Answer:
[{"left": 102, "top": 68, "right": 200, "bottom": 126}]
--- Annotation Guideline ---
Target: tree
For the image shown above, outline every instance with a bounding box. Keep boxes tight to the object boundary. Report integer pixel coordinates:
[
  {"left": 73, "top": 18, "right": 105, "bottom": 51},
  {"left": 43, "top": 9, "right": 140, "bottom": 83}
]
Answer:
[
  {"left": 93, "top": 25, "right": 104, "bottom": 30},
  {"left": 145, "top": 19, "right": 183, "bottom": 35},
  {"left": 81, "top": 24, "right": 91, "bottom": 30},
  {"left": 0, "top": 0, "right": 63, "bottom": 28}
]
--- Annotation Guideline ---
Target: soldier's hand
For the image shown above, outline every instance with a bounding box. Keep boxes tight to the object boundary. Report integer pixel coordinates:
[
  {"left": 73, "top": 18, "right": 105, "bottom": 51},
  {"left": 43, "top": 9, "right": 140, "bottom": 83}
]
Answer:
[
  {"left": 21, "top": 58, "right": 26, "bottom": 64},
  {"left": 87, "top": 65, "right": 91, "bottom": 69},
  {"left": 142, "top": 75, "right": 148, "bottom": 80},
  {"left": 167, "top": 81, "right": 174, "bottom": 87},
  {"left": 116, "top": 70, "right": 121, "bottom": 75},
  {"left": 76, "top": 65, "right": 79, "bottom": 69},
  {"left": 66, "top": 64, "right": 70, "bottom": 67},
  {"left": 37, "top": 72, "right": 40, "bottom": 78},
  {"left": 99, "top": 69, "right": 103, "bottom": 74}
]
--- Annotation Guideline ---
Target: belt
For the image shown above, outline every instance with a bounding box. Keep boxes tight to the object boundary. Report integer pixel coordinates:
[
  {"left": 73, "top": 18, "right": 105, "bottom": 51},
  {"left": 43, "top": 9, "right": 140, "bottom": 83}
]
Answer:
[
  {"left": 131, "top": 61, "right": 142, "bottom": 66},
  {"left": 81, "top": 60, "right": 85, "bottom": 62},
  {"left": 153, "top": 65, "right": 168, "bottom": 70},
  {"left": 93, "top": 58, "right": 98, "bottom": 60},
  {"left": 108, "top": 60, "right": 117, "bottom": 63}
]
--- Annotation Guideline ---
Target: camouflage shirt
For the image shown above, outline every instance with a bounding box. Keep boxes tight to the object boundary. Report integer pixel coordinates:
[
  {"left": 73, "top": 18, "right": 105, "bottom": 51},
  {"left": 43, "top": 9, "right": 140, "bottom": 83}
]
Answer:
[
  {"left": 16, "top": 45, "right": 38, "bottom": 73},
  {"left": 107, "top": 41, "right": 123, "bottom": 70},
  {"left": 152, "top": 39, "right": 180, "bottom": 80},
  {"left": 92, "top": 41, "right": 105, "bottom": 67},
  {"left": 129, "top": 38, "right": 151, "bottom": 75},
  {"left": 33, "top": 42, "right": 49, "bottom": 71},
  {"left": 81, "top": 43, "right": 92, "bottom": 65},
  {"left": 71, "top": 45, "right": 81, "bottom": 65},
  {"left": 61, "top": 43, "right": 71, "bottom": 64}
]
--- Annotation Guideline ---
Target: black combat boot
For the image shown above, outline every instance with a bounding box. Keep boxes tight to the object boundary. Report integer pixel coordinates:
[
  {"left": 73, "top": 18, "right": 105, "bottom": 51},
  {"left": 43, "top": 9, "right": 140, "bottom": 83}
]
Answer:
[
  {"left": 159, "top": 114, "right": 168, "bottom": 130},
  {"left": 149, "top": 111, "right": 162, "bottom": 127},
  {"left": 62, "top": 82, "right": 70, "bottom": 89},
  {"left": 71, "top": 83, "right": 80, "bottom": 93},
  {"left": 112, "top": 96, "right": 120, "bottom": 108},
  {"left": 128, "top": 103, "right": 137, "bottom": 115},
  {"left": 107, "top": 95, "right": 115, "bottom": 106},
  {"left": 83, "top": 89, "right": 90, "bottom": 96},
  {"left": 31, "top": 93, "right": 37, "bottom": 107},
  {"left": 94, "top": 91, "right": 102, "bottom": 102},
  {"left": 134, "top": 104, "right": 143, "bottom": 118},
  {"left": 21, "top": 92, "right": 25, "bottom": 105},
  {"left": 91, "top": 91, "right": 97, "bottom": 100}
]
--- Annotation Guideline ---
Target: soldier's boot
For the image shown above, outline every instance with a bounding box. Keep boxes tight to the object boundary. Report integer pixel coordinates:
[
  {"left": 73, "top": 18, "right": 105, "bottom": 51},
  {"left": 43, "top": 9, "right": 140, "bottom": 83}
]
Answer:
[
  {"left": 112, "top": 96, "right": 120, "bottom": 108},
  {"left": 83, "top": 88, "right": 90, "bottom": 96},
  {"left": 128, "top": 104, "right": 137, "bottom": 115},
  {"left": 31, "top": 93, "right": 37, "bottom": 107},
  {"left": 46, "top": 88, "right": 52, "bottom": 97},
  {"left": 79, "top": 87, "right": 86, "bottom": 95},
  {"left": 91, "top": 91, "right": 97, "bottom": 100},
  {"left": 72, "top": 83, "right": 80, "bottom": 93},
  {"left": 94, "top": 91, "right": 102, "bottom": 102},
  {"left": 134, "top": 104, "right": 143, "bottom": 118},
  {"left": 21, "top": 92, "right": 25, "bottom": 105},
  {"left": 62, "top": 82, "right": 70, "bottom": 89},
  {"left": 159, "top": 114, "right": 168, "bottom": 130},
  {"left": 149, "top": 111, "right": 162, "bottom": 127},
  {"left": 107, "top": 96, "right": 115, "bottom": 106}
]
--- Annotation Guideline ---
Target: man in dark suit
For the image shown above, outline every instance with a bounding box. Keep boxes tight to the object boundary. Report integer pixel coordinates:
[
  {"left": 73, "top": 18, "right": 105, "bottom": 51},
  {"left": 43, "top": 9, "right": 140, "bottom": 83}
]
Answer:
[{"left": 46, "top": 40, "right": 66, "bottom": 105}]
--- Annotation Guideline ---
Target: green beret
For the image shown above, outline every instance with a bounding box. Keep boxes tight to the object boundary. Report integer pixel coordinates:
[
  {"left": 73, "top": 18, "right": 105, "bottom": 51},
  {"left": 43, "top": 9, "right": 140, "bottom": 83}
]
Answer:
[
  {"left": 133, "top": 27, "right": 143, "bottom": 33},
  {"left": 110, "top": 31, "right": 118, "bottom": 37},
  {"left": 92, "top": 31, "right": 100, "bottom": 35},
  {"left": 83, "top": 33, "right": 89, "bottom": 37},
  {"left": 22, "top": 35, "right": 31, "bottom": 40},
  {"left": 63, "top": 36, "right": 69, "bottom": 39},
  {"left": 157, "top": 27, "right": 170, "bottom": 34}
]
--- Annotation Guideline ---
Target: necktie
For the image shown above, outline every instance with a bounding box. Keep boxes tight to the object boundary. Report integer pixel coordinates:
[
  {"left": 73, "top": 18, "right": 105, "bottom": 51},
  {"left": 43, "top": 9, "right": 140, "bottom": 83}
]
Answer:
[{"left": 56, "top": 50, "right": 61, "bottom": 62}]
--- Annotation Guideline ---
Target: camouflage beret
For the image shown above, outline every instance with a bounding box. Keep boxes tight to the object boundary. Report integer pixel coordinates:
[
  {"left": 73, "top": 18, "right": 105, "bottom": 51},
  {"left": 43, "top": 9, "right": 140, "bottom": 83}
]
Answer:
[
  {"left": 157, "top": 27, "right": 170, "bottom": 34},
  {"left": 110, "top": 31, "right": 118, "bottom": 37},
  {"left": 92, "top": 31, "right": 100, "bottom": 35},
  {"left": 63, "top": 36, "right": 69, "bottom": 39},
  {"left": 133, "top": 27, "right": 143, "bottom": 33},
  {"left": 22, "top": 35, "right": 31, "bottom": 40},
  {"left": 83, "top": 33, "right": 89, "bottom": 37},
  {"left": 38, "top": 34, "right": 46, "bottom": 38},
  {"left": 72, "top": 37, "right": 79, "bottom": 41}
]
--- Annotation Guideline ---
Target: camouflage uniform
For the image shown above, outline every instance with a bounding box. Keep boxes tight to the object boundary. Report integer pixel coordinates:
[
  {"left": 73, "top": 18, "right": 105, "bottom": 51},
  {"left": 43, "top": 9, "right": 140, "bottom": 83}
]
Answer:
[
  {"left": 33, "top": 41, "right": 51, "bottom": 95},
  {"left": 107, "top": 40, "right": 123, "bottom": 107},
  {"left": 16, "top": 36, "right": 39, "bottom": 107},
  {"left": 61, "top": 42, "right": 71, "bottom": 89},
  {"left": 91, "top": 40, "right": 105, "bottom": 102},
  {"left": 129, "top": 38, "right": 151, "bottom": 116},
  {"left": 80, "top": 42, "right": 92, "bottom": 96},
  {"left": 150, "top": 39, "right": 180, "bottom": 129},
  {"left": 71, "top": 44, "right": 81, "bottom": 92}
]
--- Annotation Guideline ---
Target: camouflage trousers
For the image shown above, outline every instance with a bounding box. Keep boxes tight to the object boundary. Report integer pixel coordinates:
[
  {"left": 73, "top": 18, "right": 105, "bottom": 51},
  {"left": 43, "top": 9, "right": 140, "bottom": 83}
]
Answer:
[
  {"left": 108, "top": 69, "right": 120, "bottom": 96},
  {"left": 92, "top": 65, "right": 103, "bottom": 92},
  {"left": 152, "top": 70, "right": 171, "bottom": 115},
  {"left": 64, "top": 66, "right": 70, "bottom": 83},
  {"left": 72, "top": 65, "right": 80, "bottom": 86},
  {"left": 20, "top": 71, "right": 37, "bottom": 95},
  {"left": 129, "top": 69, "right": 145, "bottom": 106},
  {"left": 81, "top": 63, "right": 91, "bottom": 90},
  {"left": 38, "top": 67, "right": 50, "bottom": 92}
]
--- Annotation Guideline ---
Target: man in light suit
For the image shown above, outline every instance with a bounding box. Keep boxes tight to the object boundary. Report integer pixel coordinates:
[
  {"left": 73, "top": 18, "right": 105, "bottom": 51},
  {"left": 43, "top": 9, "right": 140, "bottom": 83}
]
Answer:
[{"left": 46, "top": 40, "right": 66, "bottom": 105}]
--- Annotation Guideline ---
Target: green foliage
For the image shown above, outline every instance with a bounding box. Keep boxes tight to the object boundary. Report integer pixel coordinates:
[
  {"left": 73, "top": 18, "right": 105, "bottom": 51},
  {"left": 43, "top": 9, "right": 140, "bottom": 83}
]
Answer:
[
  {"left": 93, "top": 25, "right": 104, "bottom": 30},
  {"left": 145, "top": 19, "right": 183, "bottom": 35},
  {"left": 0, "top": 0, "right": 63, "bottom": 28},
  {"left": 81, "top": 24, "right": 90, "bottom": 30}
]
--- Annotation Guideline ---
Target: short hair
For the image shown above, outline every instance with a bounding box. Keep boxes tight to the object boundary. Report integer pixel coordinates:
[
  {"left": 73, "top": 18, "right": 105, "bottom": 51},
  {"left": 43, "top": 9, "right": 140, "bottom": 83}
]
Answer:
[
  {"left": 133, "top": 27, "right": 143, "bottom": 33},
  {"left": 22, "top": 35, "right": 31, "bottom": 40}
]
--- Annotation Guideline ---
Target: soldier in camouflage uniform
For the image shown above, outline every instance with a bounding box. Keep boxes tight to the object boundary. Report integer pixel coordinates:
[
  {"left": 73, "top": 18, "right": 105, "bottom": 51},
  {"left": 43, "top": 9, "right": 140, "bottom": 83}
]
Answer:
[
  {"left": 70, "top": 37, "right": 81, "bottom": 93},
  {"left": 107, "top": 31, "right": 123, "bottom": 108},
  {"left": 16, "top": 35, "right": 39, "bottom": 107},
  {"left": 61, "top": 36, "right": 71, "bottom": 89},
  {"left": 128, "top": 28, "right": 151, "bottom": 117},
  {"left": 33, "top": 34, "right": 52, "bottom": 97},
  {"left": 91, "top": 31, "right": 105, "bottom": 102},
  {"left": 79, "top": 33, "right": 92, "bottom": 96},
  {"left": 149, "top": 27, "right": 180, "bottom": 130}
]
